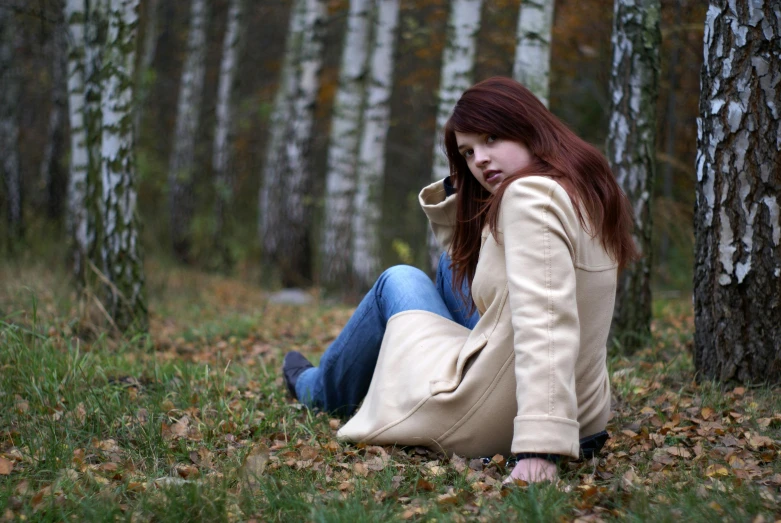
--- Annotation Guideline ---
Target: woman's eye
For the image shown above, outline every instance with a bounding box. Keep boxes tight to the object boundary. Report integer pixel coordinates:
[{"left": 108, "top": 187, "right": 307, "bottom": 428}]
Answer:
[
  {"left": 463, "top": 149, "right": 473, "bottom": 159},
  {"left": 487, "top": 135, "right": 497, "bottom": 143}
]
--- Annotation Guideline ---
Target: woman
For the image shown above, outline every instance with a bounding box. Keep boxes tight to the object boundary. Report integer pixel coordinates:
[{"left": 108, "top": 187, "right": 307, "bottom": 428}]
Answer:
[{"left": 283, "top": 77, "right": 637, "bottom": 483}]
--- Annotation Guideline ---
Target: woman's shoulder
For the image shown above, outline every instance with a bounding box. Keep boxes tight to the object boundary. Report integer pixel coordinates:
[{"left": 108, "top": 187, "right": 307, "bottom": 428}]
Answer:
[{"left": 501, "top": 176, "right": 575, "bottom": 213}]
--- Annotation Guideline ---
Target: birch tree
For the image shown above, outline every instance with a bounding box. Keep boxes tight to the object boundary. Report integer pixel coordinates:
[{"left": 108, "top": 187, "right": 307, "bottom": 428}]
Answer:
[
  {"left": 259, "top": 0, "right": 305, "bottom": 274},
  {"left": 428, "top": 0, "right": 482, "bottom": 268},
  {"left": 606, "top": 0, "right": 660, "bottom": 352},
  {"left": 99, "top": 0, "right": 147, "bottom": 332},
  {"left": 134, "top": 0, "right": 159, "bottom": 141},
  {"left": 351, "top": 0, "right": 400, "bottom": 288},
  {"left": 694, "top": 1, "right": 781, "bottom": 383},
  {"left": 320, "top": 0, "right": 374, "bottom": 287},
  {"left": 261, "top": 0, "right": 326, "bottom": 286},
  {"left": 512, "top": 0, "right": 555, "bottom": 108},
  {"left": 0, "top": 5, "right": 23, "bottom": 246},
  {"left": 168, "top": 0, "right": 208, "bottom": 263},
  {"left": 212, "top": 0, "right": 244, "bottom": 267}
]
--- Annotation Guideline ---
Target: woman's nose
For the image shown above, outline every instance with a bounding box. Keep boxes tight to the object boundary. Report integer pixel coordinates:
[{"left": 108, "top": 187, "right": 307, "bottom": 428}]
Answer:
[{"left": 474, "top": 148, "right": 489, "bottom": 166}]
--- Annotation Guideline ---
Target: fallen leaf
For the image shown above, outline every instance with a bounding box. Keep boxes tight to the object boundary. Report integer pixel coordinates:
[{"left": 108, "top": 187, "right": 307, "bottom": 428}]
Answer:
[
  {"left": 705, "top": 464, "right": 729, "bottom": 477},
  {"left": 329, "top": 419, "right": 341, "bottom": 430},
  {"left": 665, "top": 447, "right": 692, "bottom": 458},
  {"left": 176, "top": 464, "right": 199, "bottom": 479},
  {"left": 353, "top": 462, "right": 369, "bottom": 477},
  {"left": 416, "top": 478, "right": 435, "bottom": 492},
  {"left": 240, "top": 445, "right": 270, "bottom": 486},
  {"left": 0, "top": 457, "right": 13, "bottom": 475},
  {"left": 700, "top": 407, "right": 714, "bottom": 420}
]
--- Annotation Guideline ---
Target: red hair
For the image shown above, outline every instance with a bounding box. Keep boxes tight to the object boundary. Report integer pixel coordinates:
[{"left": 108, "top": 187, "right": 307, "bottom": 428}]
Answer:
[{"left": 443, "top": 77, "right": 638, "bottom": 308}]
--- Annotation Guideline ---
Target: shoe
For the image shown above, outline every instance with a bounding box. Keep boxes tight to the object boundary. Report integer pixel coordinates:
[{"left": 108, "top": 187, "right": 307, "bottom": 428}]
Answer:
[{"left": 283, "top": 351, "right": 314, "bottom": 400}]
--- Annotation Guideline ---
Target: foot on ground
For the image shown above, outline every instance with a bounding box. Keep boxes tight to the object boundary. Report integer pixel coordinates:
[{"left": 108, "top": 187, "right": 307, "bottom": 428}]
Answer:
[{"left": 283, "top": 351, "right": 313, "bottom": 400}]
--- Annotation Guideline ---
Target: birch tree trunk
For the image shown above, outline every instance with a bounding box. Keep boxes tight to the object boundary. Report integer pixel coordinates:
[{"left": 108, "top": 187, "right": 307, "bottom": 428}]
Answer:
[
  {"left": 99, "top": 0, "right": 147, "bottom": 332},
  {"left": 0, "top": 6, "right": 23, "bottom": 246},
  {"left": 212, "top": 0, "right": 244, "bottom": 269},
  {"left": 65, "top": 0, "right": 91, "bottom": 281},
  {"left": 351, "top": 0, "right": 400, "bottom": 289},
  {"left": 39, "top": 3, "right": 69, "bottom": 224},
  {"left": 606, "top": 0, "right": 660, "bottom": 352},
  {"left": 694, "top": 1, "right": 781, "bottom": 383},
  {"left": 262, "top": 0, "right": 326, "bottom": 286},
  {"left": 512, "top": 0, "right": 555, "bottom": 108},
  {"left": 320, "top": 0, "right": 374, "bottom": 287},
  {"left": 428, "top": 0, "right": 482, "bottom": 268},
  {"left": 168, "top": 0, "right": 208, "bottom": 263},
  {"left": 259, "top": 0, "right": 305, "bottom": 270}
]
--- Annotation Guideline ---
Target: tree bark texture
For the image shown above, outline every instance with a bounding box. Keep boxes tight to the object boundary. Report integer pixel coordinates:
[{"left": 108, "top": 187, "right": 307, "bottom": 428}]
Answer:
[
  {"left": 259, "top": 0, "right": 305, "bottom": 270},
  {"left": 99, "top": 0, "right": 147, "bottom": 332},
  {"left": 212, "top": 0, "right": 244, "bottom": 268},
  {"left": 168, "top": 0, "right": 208, "bottom": 263},
  {"left": 428, "top": 0, "right": 482, "bottom": 268},
  {"left": 606, "top": 0, "right": 660, "bottom": 352},
  {"left": 512, "top": 0, "right": 555, "bottom": 108},
  {"left": 694, "top": 1, "right": 781, "bottom": 383},
  {"left": 320, "top": 0, "right": 374, "bottom": 287},
  {"left": 262, "top": 0, "right": 326, "bottom": 286},
  {"left": 0, "top": 6, "right": 23, "bottom": 245},
  {"left": 40, "top": 4, "right": 69, "bottom": 223},
  {"left": 351, "top": 0, "right": 400, "bottom": 289}
]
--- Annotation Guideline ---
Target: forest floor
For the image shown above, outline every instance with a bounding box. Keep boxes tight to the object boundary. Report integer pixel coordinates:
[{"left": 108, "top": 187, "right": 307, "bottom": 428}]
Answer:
[{"left": 1, "top": 257, "right": 780, "bottom": 522}]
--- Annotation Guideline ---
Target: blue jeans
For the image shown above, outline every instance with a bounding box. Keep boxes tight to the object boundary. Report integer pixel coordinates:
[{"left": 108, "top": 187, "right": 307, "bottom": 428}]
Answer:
[{"left": 295, "top": 253, "right": 480, "bottom": 415}]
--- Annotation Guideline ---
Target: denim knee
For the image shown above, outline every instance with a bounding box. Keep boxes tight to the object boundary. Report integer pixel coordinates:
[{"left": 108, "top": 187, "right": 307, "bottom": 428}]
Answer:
[{"left": 375, "top": 265, "right": 430, "bottom": 295}]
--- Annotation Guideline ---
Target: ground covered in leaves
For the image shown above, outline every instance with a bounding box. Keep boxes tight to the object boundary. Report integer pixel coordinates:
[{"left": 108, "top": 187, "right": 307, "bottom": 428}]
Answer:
[{"left": 1, "top": 259, "right": 780, "bottom": 522}]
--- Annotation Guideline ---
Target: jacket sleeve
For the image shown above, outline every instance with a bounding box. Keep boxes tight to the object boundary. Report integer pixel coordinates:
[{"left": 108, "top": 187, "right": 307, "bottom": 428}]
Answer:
[
  {"left": 419, "top": 179, "right": 457, "bottom": 254},
  {"left": 499, "top": 176, "right": 582, "bottom": 459}
]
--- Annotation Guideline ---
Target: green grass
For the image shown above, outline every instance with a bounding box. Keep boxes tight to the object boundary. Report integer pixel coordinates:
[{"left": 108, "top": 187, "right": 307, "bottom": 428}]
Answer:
[{"left": 1, "top": 260, "right": 780, "bottom": 522}]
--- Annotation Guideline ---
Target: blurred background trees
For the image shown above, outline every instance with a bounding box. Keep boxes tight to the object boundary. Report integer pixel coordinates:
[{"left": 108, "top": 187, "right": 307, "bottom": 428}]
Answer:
[{"left": 0, "top": 0, "right": 733, "bottom": 340}]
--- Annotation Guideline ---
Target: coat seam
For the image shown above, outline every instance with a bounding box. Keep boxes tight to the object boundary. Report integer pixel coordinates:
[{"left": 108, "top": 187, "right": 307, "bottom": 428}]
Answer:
[{"left": 544, "top": 184, "right": 556, "bottom": 417}]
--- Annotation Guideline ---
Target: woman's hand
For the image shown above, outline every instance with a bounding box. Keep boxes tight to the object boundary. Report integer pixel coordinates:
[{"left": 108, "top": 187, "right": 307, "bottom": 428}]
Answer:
[{"left": 503, "top": 457, "right": 557, "bottom": 485}]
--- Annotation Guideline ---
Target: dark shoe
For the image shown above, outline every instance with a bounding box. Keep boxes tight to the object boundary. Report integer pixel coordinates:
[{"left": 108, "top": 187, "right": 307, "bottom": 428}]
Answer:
[{"left": 283, "top": 351, "right": 314, "bottom": 400}]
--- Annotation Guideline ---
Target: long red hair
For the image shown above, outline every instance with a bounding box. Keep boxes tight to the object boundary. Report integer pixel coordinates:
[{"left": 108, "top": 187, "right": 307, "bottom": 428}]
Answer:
[{"left": 443, "top": 77, "right": 638, "bottom": 308}]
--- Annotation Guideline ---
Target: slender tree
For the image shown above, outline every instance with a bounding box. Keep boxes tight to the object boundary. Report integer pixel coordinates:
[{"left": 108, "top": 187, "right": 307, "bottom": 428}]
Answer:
[
  {"left": 261, "top": 0, "right": 326, "bottom": 286},
  {"left": 320, "top": 0, "right": 374, "bottom": 287},
  {"left": 351, "top": 0, "right": 400, "bottom": 289},
  {"left": 168, "top": 0, "right": 208, "bottom": 263},
  {"left": 512, "top": 0, "right": 555, "bottom": 108},
  {"left": 259, "top": 0, "right": 305, "bottom": 276},
  {"left": 212, "top": 0, "right": 244, "bottom": 268},
  {"left": 605, "top": 0, "right": 660, "bottom": 352},
  {"left": 694, "top": 1, "right": 781, "bottom": 382},
  {"left": 40, "top": 2, "right": 69, "bottom": 224},
  {"left": 134, "top": 0, "right": 159, "bottom": 141},
  {"left": 99, "top": 0, "right": 147, "bottom": 332},
  {"left": 428, "top": 0, "right": 483, "bottom": 268},
  {"left": 0, "top": 5, "right": 23, "bottom": 246}
]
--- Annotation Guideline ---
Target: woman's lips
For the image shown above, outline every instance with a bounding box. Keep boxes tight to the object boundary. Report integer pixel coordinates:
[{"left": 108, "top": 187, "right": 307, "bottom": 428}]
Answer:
[{"left": 485, "top": 171, "right": 501, "bottom": 184}]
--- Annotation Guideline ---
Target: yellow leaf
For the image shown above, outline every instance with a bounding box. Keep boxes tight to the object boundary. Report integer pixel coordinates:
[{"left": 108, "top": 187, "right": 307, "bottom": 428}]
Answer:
[{"left": 705, "top": 464, "right": 729, "bottom": 477}]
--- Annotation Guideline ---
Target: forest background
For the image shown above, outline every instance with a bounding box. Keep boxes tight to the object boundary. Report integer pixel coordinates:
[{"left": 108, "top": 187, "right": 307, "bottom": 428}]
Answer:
[{"left": 2, "top": 0, "right": 703, "bottom": 292}]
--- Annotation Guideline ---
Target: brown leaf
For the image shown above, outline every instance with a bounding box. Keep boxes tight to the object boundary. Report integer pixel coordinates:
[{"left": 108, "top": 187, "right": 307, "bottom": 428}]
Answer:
[
  {"left": 240, "top": 445, "right": 270, "bottom": 486},
  {"left": 437, "top": 489, "right": 460, "bottom": 505},
  {"left": 170, "top": 416, "right": 190, "bottom": 438},
  {"left": 665, "top": 446, "right": 692, "bottom": 458},
  {"left": 416, "top": 478, "right": 435, "bottom": 492},
  {"left": 329, "top": 419, "right": 341, "bottom": 430},
  {"left": 300, "top": 446, "right": 319, "bottom": 461},
  {"left": 700, "top": 407, "right": 714, "bottom": 420},
  {"left": 353, "top": 462, "right": 369, "bottom": 477},
  {"left": 176, "top": 465, "right": 199, "bottom": 479},
  {"left": 0, "top": 457, "right": 13, "bottom": 475}
]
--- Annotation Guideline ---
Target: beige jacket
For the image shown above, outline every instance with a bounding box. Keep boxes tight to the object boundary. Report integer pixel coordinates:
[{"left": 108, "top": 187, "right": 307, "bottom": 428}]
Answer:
[{"left": 337, "top": 176, "right": 616, "bottom": 458}]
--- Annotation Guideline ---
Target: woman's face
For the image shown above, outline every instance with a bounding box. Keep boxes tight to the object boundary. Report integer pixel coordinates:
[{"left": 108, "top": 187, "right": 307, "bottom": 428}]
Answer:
[{"left": 454, "top": 132, "right": 534, "bottom": 194}]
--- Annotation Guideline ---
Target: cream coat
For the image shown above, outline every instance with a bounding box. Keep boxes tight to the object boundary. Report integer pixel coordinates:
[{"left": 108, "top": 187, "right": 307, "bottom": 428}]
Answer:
[{"left": 337, "top": 176, "right": 616, "bottom": 458}]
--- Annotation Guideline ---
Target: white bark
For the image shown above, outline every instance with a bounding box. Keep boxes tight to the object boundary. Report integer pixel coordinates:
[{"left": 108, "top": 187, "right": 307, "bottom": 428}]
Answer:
[
  {"left": 168, "top": 0, "right": 208, "bottom": 262},
  {"left": 99, "top": 0, "right": 147, "bottom": 331},
  {"left": 320, "top": 0, "right": 374, "bottom": 286},
  {"left": 259, "top": 0, "right": 306, "bottom": 257},
  {"left": 428, "top": 0, "right": 483, "bottom": 267},
  {"left": 605, "top": 0, "right": 661, "bottom": 351},
  {"left": 0, "top": 5, "right": 22, "bottom": 242},
  {"left": 512, "top": 0, "right": 555, "bottom": 108},
  {"left": 351, "top": 0, "right": 400, "bottom": 288},
  {"left": 65, "top": 0, "right": 90, "bottom": 275},
  {"left": 212, "top": 0, "right": 243, "bottom": 252}
]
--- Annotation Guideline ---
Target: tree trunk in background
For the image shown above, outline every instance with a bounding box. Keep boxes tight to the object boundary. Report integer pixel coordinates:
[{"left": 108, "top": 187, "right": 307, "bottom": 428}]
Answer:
[
  {"left": 320, "top": 0, "right": 373, "bottom": 288},
  {"left": 694, "top": 2, "right": 781, "bottom": 383},
  {"left": 606, "top": 0, "right": 660, "bottom": 352},
  {"left": 428, "top": 0, "right": 482, "bottom": 269},
  {"left": 263, "top": 0, "right": 326, "bottom": 286},
  {"left": 512, "top": 0, "right": 555, "bottom": 108},
  {"left": 40, "top": 3, "right": 69, "bottom": 224},
  {"left": 134, "top": 0, "right": 159, "bottom": 142},
  {"left": 259, "top": 0, "right": 305, "bottom": 275},
  {"left": 99, "top": 0, "right": 147, "bottom": 332},
  {"left": 211, "top": 0, "right": 244, "bottom": 270},
  {"left": 168, "top": 0, "right": 208, "bottom": 264},
  {"left": 0, "top": 6, "right": 23, "bottom": 247},
  {"left": 352, "top": 0, "right": 400, "bottom": 289}
]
